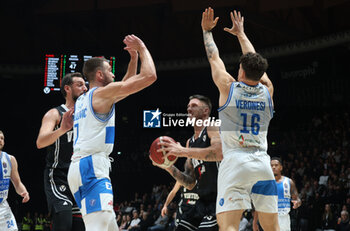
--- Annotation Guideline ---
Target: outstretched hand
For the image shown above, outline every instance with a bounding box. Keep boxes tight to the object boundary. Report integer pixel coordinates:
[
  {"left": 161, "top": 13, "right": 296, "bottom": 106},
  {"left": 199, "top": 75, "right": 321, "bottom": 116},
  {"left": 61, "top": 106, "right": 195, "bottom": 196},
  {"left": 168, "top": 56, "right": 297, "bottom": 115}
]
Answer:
[
  {"left": 123, "top": 34, "right": 145, "bottom": 52},
  {"left": 201, "top": 7, "right": 219, "bottom": 32},
  {"left": 224, "top": 10, "right": 244, "bottom": 36}
]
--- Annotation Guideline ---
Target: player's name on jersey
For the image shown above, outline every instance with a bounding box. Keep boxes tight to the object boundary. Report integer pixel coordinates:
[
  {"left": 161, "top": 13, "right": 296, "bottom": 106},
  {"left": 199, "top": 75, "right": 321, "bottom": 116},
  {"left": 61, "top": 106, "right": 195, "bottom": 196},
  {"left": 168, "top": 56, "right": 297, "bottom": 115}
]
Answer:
[
  {"left": 74, "top": 108, "right": 87, "bottom": 121},
  {"left": 183, "top": 193, "right": 200, "bottom": 200},
  {"left": 163, "top": 117, "right": 221, "bottom": 127},
  {"left": 235, "top": 100, "right": 266, "bottom": 111}
]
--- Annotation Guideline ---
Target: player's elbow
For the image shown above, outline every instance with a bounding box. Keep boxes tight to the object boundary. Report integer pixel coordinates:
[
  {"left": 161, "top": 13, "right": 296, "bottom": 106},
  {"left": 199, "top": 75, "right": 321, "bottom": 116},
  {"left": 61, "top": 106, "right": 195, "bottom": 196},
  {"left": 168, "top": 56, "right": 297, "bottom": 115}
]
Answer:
[
  {"left": 36, "top": 139, "right": 45, "bottom": 149},
  {"left": 146, "top": 73, "right": 157, "bottom": 84},
  {"left": 185, "top": 181, "right": 196, "bottom": 190}
]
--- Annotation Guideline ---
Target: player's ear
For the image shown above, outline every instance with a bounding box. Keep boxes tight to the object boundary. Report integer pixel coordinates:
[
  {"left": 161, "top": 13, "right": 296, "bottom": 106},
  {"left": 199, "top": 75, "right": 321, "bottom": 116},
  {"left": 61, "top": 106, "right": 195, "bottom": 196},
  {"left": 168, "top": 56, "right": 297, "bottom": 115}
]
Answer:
[
  {"left": 96, "top": 69, "right": 104, "bottom": 81},
  {"left": 64, "top": 85, "right": 71, "bottom": 96}
]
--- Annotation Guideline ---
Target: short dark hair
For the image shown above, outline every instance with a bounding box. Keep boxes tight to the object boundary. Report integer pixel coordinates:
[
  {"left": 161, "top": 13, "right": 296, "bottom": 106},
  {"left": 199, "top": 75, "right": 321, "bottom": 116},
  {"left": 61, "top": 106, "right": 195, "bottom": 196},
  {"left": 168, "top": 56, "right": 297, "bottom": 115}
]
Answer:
[
  {"left": 60, "top": 72, "right": 84, "bottom": 98},
  {"left": 271, "top": 157, "right": 282, "bottom": 165},
  {"left": 239, "top": 52, "right": 268, "bottom": 81},
  {"left": 83, "top": 57, "right": 108, "bottom": 82},
  {"left": 189, "top": 94, "right": 212, "bottom": 114}
]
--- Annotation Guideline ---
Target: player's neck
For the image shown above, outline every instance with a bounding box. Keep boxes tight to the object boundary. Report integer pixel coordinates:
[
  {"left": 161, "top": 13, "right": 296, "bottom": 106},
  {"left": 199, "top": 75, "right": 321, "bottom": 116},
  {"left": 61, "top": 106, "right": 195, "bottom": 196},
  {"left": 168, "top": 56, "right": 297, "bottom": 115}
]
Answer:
[
  {"left": 65, "top": 99, "right": 75, "bottom": 109},
  {"left": 275, "top": 174, "right": 283, "bottom": 182},
  {"left": 194, "top": 126, "right": 204, "bottom": 139},
  {"left": 193, "top": 116, "right": 208, "bottom": 138},
  {"left": 241, "top": 79, "right": 259, "bottom": 86}
]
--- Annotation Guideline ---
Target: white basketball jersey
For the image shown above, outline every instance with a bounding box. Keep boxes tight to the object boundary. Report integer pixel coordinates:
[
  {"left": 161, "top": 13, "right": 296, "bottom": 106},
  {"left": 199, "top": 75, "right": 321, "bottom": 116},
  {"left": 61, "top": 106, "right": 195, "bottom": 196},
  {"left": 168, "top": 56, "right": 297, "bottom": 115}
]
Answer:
[
  {"left": 0, "top": 152, "right": 12, "bottom": 203},
  {"left": 218, "top": 82, "right": 273, "bottom": 156},
  {"left": 72, "top": 87, "right": 115, "bottom": 160}
]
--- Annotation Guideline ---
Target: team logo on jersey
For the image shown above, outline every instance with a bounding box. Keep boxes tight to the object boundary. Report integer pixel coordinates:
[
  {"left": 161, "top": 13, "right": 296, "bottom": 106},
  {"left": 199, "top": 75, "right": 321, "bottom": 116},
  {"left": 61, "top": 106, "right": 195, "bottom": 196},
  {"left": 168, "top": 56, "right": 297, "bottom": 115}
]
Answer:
[
  {"left": 202, "top": 134, "right": 207, "bottom": 142},
  {"left": 3, "top": 162, "right": 7, "bottom": 174},
  {"left": 89, "top": 199, "right": 96, "bottom": 207},
  {"left": 59, "top": 185, "right": 66, "bottom": 192},
  {"left": 239, "top": 135, "right": 245, "bottom": 146},
  {"left": 143, "top": 109, "right": 161, "bottom": 128},
  {"left": 219, "top": 198, "right": 224, "bottom": 206}
]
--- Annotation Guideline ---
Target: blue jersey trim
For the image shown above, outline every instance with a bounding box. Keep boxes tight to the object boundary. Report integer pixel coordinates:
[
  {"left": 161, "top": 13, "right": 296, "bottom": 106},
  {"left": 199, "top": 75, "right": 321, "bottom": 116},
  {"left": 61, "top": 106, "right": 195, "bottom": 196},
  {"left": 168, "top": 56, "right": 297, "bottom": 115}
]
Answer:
[
  {"left": 251, "top": 180, "right": 277, "bottom": 196},
  {"left": 88, "top": 87, "right": 115, "bottom": 123},
  {"left": 263, "top": 86, "right": 274, "bottom": 118},
  {"left": 217, "top": 82, "right": 235, "bottom": 112}
]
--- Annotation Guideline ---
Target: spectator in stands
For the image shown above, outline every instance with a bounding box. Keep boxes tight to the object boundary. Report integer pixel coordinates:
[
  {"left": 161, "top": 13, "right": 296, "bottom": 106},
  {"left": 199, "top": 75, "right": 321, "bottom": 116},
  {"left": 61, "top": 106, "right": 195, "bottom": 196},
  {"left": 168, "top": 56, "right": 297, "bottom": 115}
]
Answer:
[
  {"left": 119, "top": 214, "right": 129, "bottom": 231},
  {"left": 129, "top": 210, "right": 141, "bottom": 230},
  {"left": 336, "top": 210, "right": 350, "bottom": 231},
  {"left": 320, "top": 204, "right": 336, "bottom": 231}
]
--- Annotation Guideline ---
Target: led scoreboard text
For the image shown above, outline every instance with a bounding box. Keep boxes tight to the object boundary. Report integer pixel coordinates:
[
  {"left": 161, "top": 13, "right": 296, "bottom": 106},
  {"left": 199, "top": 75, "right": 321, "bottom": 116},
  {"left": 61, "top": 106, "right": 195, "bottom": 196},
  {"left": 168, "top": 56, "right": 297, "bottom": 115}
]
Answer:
[{"left": 44, "top": 54, "right": 116, "bottom": 94}]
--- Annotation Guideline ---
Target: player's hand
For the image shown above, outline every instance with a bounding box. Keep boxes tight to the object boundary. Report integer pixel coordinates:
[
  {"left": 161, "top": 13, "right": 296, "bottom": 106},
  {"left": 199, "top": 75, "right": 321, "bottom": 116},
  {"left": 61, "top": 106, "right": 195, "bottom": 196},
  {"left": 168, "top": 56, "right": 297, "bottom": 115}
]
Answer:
[
  {"left": 157, "top": 138, "right": 185, "bottom": 158},
  {"left": 161, "top": 206, "right": 168, "bottom": 217},
  {"left": 201, "top": 7, "right": 219, "bottom": 32},
  {"left": 148, "top": 155, "right": 172, "bottom": 170},
  {"left": 21, "top": 191, "right": 30, "bottom": 203},
  {"left": 123, "top": 35, "right": 145, "bottom": 52},
  {"left": 61, "top": 108, "right": 74, "bottom": 132},
  {"left": 292, "top": 199, "right": 301, "bottom": 209},
  {"left": 224, "top": 10, "right": 244, "bottom": 36}
]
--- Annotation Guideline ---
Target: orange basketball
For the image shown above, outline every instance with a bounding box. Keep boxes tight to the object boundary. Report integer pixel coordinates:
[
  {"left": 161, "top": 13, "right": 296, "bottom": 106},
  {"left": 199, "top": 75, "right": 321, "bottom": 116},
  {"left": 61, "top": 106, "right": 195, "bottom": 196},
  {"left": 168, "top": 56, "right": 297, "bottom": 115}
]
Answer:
[{"left": 149, "top": 136, "right": 177, "bottom": 168}]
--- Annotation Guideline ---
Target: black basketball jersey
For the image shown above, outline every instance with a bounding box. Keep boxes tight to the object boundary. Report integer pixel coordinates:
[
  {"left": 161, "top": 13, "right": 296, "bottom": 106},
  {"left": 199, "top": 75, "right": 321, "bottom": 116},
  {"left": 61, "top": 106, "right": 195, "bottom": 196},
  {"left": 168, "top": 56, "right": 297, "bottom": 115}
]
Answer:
[
  {"left": 189, "top": 127, "right": 219, "bottom": 202},
  {"left": 178, "top": 185, "right": 198, "bottom": 215},
  {"left": 45, "top": 105, "right": 74, "bottom": 171}
]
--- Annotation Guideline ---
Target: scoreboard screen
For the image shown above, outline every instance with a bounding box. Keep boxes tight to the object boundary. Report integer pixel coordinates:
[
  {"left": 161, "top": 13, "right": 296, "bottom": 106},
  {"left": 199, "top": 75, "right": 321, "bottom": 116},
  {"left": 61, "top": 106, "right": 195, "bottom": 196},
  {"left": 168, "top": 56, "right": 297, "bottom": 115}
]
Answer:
[{"left": 44, "top": 54, "right": 116, "bottom": 94}]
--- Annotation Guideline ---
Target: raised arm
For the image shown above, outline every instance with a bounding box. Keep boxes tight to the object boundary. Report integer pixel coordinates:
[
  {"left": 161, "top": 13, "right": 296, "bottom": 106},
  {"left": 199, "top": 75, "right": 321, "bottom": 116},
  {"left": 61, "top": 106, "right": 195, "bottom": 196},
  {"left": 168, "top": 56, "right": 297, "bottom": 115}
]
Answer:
[
  {"left": 224, "top": 10, "right": 274, "bottom": 98},
  {"left": 92, "top": 35, "right": 157, "bottom": 113},
  {"left": 121, "top": 49, "right": 138, "bottom": 82},
  {"left": 10, "top": 155, "right": 29, "bottom": 203},
  {"left": 158, "top": 127, "right": 223, "bottom": 161},
  {"left": 161, "top": 181, "right": 181, "bottom": 217},
  {"left": 201, "top": 7, "right": 235, "bottom": 106},
  {"left": 36, "top": 108, "right": 74, "bottom": 149}
]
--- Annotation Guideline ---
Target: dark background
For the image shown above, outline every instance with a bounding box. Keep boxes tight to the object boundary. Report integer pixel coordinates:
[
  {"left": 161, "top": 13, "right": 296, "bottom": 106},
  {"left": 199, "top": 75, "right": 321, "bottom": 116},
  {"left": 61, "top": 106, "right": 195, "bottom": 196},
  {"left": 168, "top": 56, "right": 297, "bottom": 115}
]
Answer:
[{"left": 1, "top": 0, "right": 350, "bottom": 216}]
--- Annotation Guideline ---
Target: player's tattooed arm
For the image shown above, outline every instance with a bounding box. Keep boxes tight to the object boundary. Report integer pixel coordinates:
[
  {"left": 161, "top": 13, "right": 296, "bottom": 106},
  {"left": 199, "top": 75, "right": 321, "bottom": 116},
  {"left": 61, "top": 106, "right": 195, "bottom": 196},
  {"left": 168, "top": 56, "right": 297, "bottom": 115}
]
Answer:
[
  {"left": 166, "top": 158, "right": 196, "bottom": 190},
  {"left": 290, "top": 179, "right": 301, "bottom": 209},
  {"left": 203, "top": 31, "right": 219, "bottom": 60}
]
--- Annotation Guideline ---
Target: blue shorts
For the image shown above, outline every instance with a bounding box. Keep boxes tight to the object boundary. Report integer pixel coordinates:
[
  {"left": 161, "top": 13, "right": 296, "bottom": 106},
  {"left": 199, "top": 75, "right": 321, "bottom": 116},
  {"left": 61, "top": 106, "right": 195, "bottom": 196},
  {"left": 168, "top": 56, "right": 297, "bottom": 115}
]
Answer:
[{"left": 68, "top": 155, "right": 114, "bottom": 216}]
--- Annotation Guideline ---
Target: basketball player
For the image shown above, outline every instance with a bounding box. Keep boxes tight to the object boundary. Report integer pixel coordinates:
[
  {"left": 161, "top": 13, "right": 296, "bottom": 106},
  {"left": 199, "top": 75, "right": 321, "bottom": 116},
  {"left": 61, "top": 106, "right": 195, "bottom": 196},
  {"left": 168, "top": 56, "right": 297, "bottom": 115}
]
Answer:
[
  {"left": 162, "top": 180, "right": 199, "bottom": 230},
  {"left": 201, "top": 8, "right": 278, "bottom": 231},
  {"left": 68, "top": 34, "right": 156, "bottom": 231},
  {"left": 36, "top": 72, "right": 87, "bottom": 231},
  {"left": 270, "top": 157, "right": 301, "bottom": 231},
  {"left": 0, "top": 130, "right": 30, "bottom": 231},
  {"left": 155, "top": 94, "right": 223, "bottom": 230}
]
